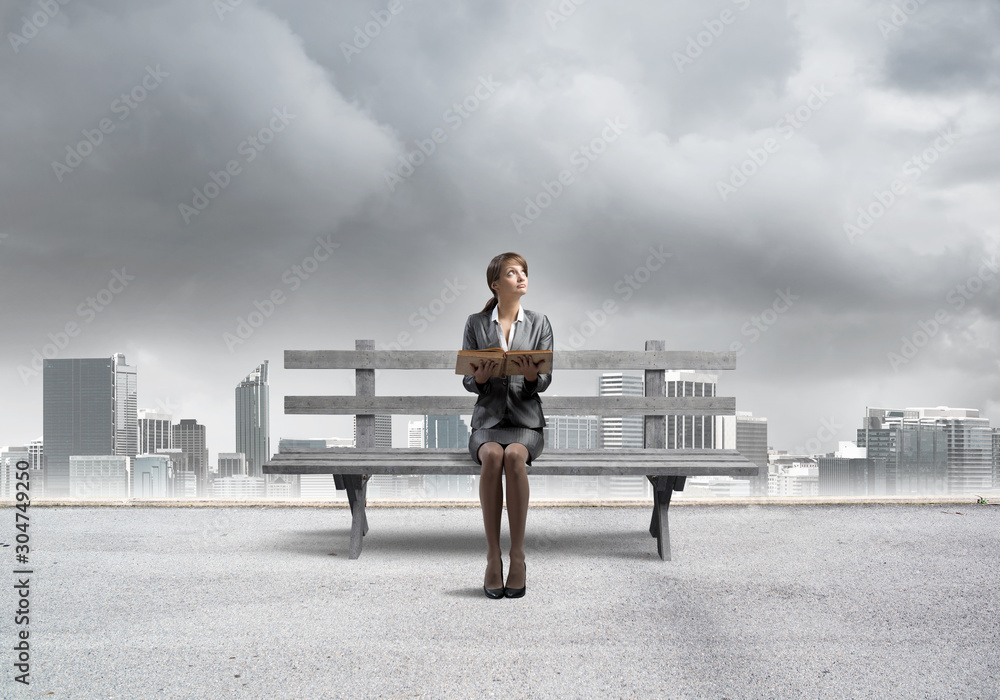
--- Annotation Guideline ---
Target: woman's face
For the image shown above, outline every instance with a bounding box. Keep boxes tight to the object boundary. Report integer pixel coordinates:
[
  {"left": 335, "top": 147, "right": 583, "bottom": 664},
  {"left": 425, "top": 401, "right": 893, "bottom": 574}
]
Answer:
[{"left": 493, "top": 262, "right": 527, "bottom": 299}]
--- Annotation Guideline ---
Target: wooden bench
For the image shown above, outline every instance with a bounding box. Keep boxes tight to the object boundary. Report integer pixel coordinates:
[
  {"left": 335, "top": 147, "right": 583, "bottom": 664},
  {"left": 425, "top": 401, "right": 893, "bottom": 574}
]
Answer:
[{"left": 263, "top": 339, "right": 758, "bottom": 561}]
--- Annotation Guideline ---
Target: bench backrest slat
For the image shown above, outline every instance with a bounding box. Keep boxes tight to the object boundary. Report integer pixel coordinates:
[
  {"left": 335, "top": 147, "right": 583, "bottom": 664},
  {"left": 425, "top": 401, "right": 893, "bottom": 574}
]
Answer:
[
  {"left": 285, "top": 349, "right": 736, "bottom": 371},
  {"left": 285, "top": 395, "right": 736, "bottom": 416}
]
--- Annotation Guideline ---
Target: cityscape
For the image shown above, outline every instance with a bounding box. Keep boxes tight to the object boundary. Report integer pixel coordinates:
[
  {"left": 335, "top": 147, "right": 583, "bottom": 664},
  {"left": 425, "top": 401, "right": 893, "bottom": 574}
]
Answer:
[{"left": 2, "top": 353, "right": 997, "bottom": 501}]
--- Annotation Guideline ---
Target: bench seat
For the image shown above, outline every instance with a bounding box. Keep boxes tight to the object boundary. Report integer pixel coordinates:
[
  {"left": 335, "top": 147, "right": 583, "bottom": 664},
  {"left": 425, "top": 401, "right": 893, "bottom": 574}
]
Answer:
[{"left": 265, "top": 447, "right": 756, "bottom": 476}]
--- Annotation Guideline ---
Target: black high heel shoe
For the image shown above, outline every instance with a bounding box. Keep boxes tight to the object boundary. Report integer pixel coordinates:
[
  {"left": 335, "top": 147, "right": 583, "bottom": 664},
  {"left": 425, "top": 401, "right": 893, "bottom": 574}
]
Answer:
[
  {"left": 484, "top": 560, "right": 505, "bottom": 599},
  {"left": 504, "top": 561, "right": 525, "bottom": 598}
]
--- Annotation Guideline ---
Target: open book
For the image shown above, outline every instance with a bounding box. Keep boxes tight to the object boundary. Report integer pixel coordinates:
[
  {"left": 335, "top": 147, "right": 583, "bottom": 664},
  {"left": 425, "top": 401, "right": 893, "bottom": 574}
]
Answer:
[{"left": 455, "top": 348, "right": 552, "bottom": 378}]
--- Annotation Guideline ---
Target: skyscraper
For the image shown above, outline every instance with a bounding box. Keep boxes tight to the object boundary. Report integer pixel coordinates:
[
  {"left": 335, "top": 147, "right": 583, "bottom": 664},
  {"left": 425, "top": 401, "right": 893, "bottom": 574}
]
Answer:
[
  {"left": 423, "top": 414, "right": 469, "bottom": 448},
  {"left": 172, "top": 419, "right": 208, "bottom": 497},
  {"left": 736, "top": 413, "right": 768, "bottom": 496},
  {"left": 236, "top": 361, "right": 270, "bottom": 480},
  {"left": 357, "top": 415, "right": 406, "bottom": 498},
  {"left": 598, "top": 373, "right": 644, "bottom": 449},
  {"left": 423, "top": 415, "right": 472, "bottom": 498},
  {"left": 43, "top": 357, "right": 115, "bottom": 497},
  {"left": 665, "top": 371, "right": 717, "bottom": 449},
  {"left": 138, "top": 409, "right": 172, "bottom": 454},
  {"left": 993, "top": 428, "right": 1000, "bottom": 489},
  {"left": 113, "top": 353, "right": 138, "bottom": 458},
  {"left": 598, "top": 372, "right": 647, "bottom": 498}
]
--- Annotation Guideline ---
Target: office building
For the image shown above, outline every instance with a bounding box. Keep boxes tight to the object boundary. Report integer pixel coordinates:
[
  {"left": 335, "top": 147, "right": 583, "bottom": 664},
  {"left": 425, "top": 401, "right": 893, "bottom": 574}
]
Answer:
[
  {"left": 217, "top": 452, "right": 247, "bottom": 479},
  {"left": 43, "top": 358, "right": 115, "bottom": 497},
  {"left": 213, "top": 475, "right": 267, "bottom": 499},
  {"left": 133, "top": 455, "right": 172, "bottom": 498},
  {"left": 266, "top": 477, "right": 293, "bottom": 498},
  {"left": 736, "top": 412, "right": 769, "bottom": 496},
  {"left": 28, "top": 439, "right": 43, "bottom": 471},
  {"left": 424, "top": 414, "right": 469, "bottom": 449},
  {"left": 0, "top": 446, "right": 29, "bottom": 498},
  {"left": 598, "top": 373, "right": 648, "bottom": 499},
  {"left": 768, "top": 453, "right": 819, "bottom": 497},
  {"left": 236, "top": 361, "right": 270, "bottom": 480},
  {"left": 993, "top": 428, "right": 1000, "bottom": 489},
  {"left": 711, "top": 405, "right": 768, "bottom": 497},
  {"left": 69, "top": 455, "right": 129, "bottom": 499},
  {"left": 539, "top": 415, "right": 599, "bottom": 499},
  {"left": 599, "top": 373, "right": 644, "bottom": 449},
  {"left": 288, "top": 438, "right": 352, "bottom": 499},
  {"left": 113, "top": 354, "right": 138, "bottom": 458},
  {"left": 172, "top": 419, "right": 209, "bottom": 497},
  {"left": 173, "top": 470, "right": 197, "bottom": 498},
  {"left": 138, "top": 410, "right": 172, "bottom": 454},
  {"left": 408, "top": 420, "right": 424, "bottom": 448},
  {"left": 356, "top": 415, "right": 410, "bottom": 498},
  {"left": 423, "top": 415, "right": 472, "bottom": 499},
  {"left": 817, "top": 457, "right": 888, "bottom": 497},
  {"left": 665, "top": 371, "right": 717, "bottom": 450},
  {"left": 155, "top": 448, "right": 188, "bottom": 473},
  {"left": 544, "top": 415, "right": 598, "bottom": 449},
  {"left": 770, "top": 464, "right": 819, "bottom": 497},
  {"left": 859, "top": 407, "right": 991, "bottom": 494},
  {"left": 683, "top": 476, "right": 751, "bottom": 498}
]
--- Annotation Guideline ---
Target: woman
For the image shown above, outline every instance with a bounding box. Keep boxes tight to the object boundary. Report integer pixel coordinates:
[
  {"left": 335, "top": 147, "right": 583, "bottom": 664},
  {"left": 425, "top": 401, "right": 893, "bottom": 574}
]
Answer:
[{"left": 462, "top": 252, "right": 553, "bottom": 599}]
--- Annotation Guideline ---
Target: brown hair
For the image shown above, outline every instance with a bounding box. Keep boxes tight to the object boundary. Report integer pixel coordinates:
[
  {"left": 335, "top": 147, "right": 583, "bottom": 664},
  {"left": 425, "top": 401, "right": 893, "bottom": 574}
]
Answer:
[{"left": 479, "top": 252, "right": 528, "bottom": 313}]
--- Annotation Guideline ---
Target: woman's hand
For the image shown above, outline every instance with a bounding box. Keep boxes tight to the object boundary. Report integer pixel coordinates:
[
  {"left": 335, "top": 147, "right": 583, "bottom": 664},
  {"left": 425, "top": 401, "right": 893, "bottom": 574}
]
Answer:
[
  {"left": 511, "top": 355, "right": 546, "bottom": 382},
  {"left": 470, "top": 359, "right": 497, "bottom": 384}
]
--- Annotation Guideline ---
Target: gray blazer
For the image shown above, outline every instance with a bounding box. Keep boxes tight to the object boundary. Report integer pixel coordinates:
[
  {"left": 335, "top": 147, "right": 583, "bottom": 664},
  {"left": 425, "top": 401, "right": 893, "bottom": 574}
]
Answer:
[{"left": 462, "top": 309, "right": 553, "bottom": 430}]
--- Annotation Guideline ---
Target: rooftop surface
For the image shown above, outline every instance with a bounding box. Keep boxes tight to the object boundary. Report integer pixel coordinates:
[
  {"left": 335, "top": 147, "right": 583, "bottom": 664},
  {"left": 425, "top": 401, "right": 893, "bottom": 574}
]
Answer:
[{"left": 2, "top": 503, "right": 998, "bottom": 698}]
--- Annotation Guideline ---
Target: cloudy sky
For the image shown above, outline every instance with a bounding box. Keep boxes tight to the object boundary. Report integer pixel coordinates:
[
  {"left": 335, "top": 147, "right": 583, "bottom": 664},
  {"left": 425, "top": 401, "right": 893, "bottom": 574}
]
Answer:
[{"left": 3, "top": 0, "right": 999, "bottom": 461}]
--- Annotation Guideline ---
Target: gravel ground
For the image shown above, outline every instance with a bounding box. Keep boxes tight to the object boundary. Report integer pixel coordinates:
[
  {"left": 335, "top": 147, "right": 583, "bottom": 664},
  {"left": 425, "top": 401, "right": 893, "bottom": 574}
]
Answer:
[{"left": 1, "top": 503, "right": 998, "bottom": 699}]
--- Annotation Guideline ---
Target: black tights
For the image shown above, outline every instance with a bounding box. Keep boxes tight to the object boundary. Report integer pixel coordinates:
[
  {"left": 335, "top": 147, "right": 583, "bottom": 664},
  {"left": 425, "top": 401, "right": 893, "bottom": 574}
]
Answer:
[{"left": 478, "top": 442, "right": 529, "bottom": 589}]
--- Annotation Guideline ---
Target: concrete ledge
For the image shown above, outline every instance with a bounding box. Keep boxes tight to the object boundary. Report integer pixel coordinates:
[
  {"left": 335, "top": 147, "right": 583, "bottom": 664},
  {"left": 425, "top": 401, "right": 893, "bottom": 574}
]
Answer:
[
  {"left": 1, "top": 494, "right": 995, "bottom": 507},
  {"left": 5, "top": 503, "right": 999, "bottom": 696}
]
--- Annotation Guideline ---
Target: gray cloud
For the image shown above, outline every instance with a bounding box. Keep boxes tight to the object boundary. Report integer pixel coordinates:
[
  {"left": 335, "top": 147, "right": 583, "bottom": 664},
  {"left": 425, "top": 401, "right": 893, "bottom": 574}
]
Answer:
[{"left": 3, "top": 0, "right": 999, "bottom": 458}]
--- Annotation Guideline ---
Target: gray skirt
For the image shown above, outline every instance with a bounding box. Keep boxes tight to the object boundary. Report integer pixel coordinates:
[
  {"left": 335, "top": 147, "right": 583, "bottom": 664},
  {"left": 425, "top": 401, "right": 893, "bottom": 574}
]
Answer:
[{"left": 469, "top": 416, "right": 544, "bottom": 466}]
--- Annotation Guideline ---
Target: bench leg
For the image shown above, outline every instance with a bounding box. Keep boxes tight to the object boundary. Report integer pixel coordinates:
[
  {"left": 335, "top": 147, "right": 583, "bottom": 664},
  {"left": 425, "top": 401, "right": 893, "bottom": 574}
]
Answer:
[
  {"left": 648, "top": 476, "right": 678, "bottom": 561},
  {"left": 344, "top": 475, "right": 369, "bottom": 559}
]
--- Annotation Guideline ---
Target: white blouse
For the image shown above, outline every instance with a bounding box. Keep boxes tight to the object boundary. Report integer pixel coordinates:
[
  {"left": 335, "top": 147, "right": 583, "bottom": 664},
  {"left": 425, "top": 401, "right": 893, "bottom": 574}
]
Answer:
[{"left": 490, "top": 303, "right": 525, "bottom": 351}]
